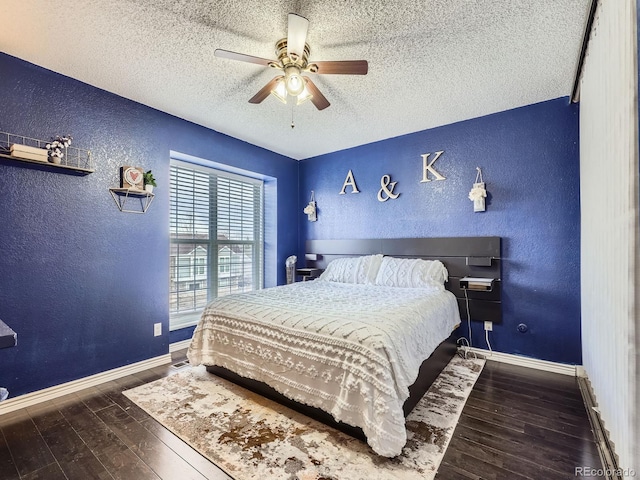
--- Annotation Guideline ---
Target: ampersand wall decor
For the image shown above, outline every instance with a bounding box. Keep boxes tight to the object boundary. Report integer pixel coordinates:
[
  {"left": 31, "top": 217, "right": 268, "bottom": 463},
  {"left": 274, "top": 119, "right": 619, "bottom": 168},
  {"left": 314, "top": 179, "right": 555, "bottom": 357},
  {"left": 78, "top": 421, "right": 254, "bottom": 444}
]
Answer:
[{"left": 377, "top": 174, "right": 400, "bottom": 202}]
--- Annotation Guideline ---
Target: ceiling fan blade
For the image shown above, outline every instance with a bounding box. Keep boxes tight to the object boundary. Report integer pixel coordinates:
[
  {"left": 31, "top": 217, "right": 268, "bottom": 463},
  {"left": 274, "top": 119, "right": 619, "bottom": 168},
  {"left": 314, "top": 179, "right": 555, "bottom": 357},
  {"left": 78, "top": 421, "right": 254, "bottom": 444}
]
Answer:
[
  {"left": 287, "top": 13, "right": 309, "bottom": 59},
  {"left": 303, "top": 77, "right": 330, "bottom": 110},
  {"left": 248, "top": 76, "right": 284, "bottom": 104},
  {"left": 214, "top": 49, "right": 274, "bottom": 67},
  {"left": 312, "top": 60, "right": 368, "bottom": 75}
]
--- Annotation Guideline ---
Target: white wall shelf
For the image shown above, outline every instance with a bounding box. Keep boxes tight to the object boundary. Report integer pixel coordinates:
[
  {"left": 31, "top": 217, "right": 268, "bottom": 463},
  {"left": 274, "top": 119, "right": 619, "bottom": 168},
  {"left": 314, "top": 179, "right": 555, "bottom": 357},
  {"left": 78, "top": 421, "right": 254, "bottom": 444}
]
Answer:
[
  {"left": 109, "top": 188, "right": 155, "bottom": 214},
  {"left": 0, "top": 131, "right": 94, "bottom": 174},
  {"left": 0, "top": 153, "right": 94, "bottom": 174}
]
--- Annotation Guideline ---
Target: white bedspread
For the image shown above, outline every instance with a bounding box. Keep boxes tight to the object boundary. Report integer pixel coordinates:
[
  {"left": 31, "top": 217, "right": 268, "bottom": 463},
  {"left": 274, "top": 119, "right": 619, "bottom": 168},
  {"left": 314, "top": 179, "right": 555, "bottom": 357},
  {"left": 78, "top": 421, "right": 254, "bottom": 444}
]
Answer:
[{"left": 187, "top": 280, "right": 460, "bottom": 457}]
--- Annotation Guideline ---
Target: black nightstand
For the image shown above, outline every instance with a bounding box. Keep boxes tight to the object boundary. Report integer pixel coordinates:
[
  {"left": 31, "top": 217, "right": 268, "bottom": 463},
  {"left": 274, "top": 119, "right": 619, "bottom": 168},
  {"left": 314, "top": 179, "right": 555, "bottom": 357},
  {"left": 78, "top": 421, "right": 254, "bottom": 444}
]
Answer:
[{"left": 296, "top": 268, "right": 323, "bottom": 281}]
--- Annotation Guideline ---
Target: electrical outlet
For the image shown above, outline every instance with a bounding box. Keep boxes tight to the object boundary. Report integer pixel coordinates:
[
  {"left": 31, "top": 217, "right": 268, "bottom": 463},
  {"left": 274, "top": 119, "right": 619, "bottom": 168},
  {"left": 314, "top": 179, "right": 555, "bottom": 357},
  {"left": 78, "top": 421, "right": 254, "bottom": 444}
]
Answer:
[
  {"left": 484, "top": 321, "right": 493, "bottom": 332},
  {"left": 154, "top": 323, "right": 162, "bottom": 337}
]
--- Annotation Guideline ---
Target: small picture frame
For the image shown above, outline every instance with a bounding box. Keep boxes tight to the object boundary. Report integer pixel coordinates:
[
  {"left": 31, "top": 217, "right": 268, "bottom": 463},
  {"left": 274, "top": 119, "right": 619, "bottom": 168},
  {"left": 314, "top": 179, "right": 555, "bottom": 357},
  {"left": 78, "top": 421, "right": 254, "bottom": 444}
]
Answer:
[{"left": 120, "top": 166, "right": 144, "bottom": 190}]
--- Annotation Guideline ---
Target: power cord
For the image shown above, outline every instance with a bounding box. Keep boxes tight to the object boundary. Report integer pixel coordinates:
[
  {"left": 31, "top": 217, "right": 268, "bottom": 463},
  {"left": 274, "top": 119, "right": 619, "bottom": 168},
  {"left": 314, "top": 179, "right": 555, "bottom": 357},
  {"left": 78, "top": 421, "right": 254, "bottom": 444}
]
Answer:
[
  {"left": 457, "top": 285, "right": 496, "bottom": 359},
  {"left": 457, "top": 288, "right": 476, "bottom": 359},
  {"left": 485, "top": 328, "right": 493, "bottom": 356},
  {"left": 457, "top": 337, "right": 476, "bottom": 359},
  {"left": 464, "top": 288, "right": 472, "bottom": 346}
]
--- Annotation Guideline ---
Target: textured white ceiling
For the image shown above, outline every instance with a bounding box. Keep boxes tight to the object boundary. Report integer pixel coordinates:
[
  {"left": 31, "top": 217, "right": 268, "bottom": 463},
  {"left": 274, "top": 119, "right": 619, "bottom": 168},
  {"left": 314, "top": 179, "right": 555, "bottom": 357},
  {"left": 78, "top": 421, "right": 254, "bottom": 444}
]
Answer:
[{"left": 1, "top": 0, "right": 590, "bottom": 160}]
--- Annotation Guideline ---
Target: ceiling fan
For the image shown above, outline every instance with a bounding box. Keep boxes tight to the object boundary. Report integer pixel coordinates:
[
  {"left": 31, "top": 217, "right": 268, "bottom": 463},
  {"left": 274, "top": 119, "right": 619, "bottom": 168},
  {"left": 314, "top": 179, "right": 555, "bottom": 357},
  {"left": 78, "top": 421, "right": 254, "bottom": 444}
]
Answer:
[{"left": 214, "top": 13, "right": 368, "bottom": 111}]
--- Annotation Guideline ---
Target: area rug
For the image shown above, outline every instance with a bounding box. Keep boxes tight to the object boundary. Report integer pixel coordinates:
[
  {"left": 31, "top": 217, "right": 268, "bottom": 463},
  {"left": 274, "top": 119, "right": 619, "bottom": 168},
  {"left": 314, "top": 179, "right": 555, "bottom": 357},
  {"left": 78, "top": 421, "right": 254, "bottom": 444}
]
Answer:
[{"left": 123, "top": 355, "right": 484, "bottom": 480}]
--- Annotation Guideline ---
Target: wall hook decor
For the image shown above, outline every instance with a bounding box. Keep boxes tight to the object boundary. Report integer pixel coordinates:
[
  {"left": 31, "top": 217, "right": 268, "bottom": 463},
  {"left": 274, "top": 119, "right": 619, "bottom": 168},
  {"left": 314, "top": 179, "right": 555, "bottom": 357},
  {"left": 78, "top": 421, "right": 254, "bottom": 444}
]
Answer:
[
  {"left": 468, "top": 167, "right": 487, "bottom": 212},
  {"left": 303, "top": 190, "right": 317, "bottom": 221}
]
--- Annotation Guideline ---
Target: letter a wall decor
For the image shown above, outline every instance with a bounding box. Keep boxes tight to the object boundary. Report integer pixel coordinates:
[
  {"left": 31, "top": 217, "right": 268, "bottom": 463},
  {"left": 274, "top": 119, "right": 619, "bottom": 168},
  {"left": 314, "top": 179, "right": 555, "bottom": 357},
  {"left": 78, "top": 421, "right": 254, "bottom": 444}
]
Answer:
[{"left": 339, "top": 169, "right": 360, "bottom": 194}]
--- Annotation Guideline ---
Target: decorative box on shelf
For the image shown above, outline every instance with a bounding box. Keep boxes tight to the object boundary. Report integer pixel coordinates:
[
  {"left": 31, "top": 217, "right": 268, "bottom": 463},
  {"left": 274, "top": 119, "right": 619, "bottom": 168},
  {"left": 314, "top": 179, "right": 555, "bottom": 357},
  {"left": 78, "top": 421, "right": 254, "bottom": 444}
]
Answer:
[
  {"left": 9, "top": 144, "right": 48, "bottom": 162},
  {"left": 0, "top": 131, "right": 94, "bottom": 173},
  {"left": 120, "top": 166, "right": 144, "bottom": 190}
]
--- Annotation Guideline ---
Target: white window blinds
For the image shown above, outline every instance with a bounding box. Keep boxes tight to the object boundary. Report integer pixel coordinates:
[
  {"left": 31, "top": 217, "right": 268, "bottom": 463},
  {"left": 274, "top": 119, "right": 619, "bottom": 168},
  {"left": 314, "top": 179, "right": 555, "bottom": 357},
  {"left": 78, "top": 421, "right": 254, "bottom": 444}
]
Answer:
[{"left": 169, "top": 160, "right": 264, "bottom": 329}]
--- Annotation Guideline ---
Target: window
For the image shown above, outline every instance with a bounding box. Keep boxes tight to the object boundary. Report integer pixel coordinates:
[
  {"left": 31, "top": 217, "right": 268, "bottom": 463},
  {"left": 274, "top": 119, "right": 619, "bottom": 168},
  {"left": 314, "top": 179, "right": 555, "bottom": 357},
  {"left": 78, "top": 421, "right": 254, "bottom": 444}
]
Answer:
[
  {"left": 169, "top": 160, "right": 264, "bottom": 330},
  {"left": 219, "top": 255, "right": 230, "bottom": 273},
  {"left": 195, "top": 259, "right": 206, "bottom": 275},
  {"left": 177, "top": 257, "right": 192, "bottom": 278}
]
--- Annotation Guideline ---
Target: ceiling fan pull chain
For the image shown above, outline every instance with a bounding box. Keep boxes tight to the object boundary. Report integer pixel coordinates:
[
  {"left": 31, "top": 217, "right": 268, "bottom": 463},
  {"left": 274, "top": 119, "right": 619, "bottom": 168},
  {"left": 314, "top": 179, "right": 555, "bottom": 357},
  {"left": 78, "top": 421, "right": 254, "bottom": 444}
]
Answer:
[{"left": 291, "top": 101, "right": 295, "bottom": 129}]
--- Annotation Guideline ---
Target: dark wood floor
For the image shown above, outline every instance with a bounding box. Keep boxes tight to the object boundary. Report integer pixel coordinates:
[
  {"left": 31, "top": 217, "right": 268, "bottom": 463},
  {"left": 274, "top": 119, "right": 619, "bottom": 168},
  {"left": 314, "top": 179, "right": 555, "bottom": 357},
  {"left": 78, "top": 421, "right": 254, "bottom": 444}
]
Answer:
[
  {"left": 0, "top": 351, "right": 603, "bottom": 480},
  {"left": 437, "top": 360, "right": 604, "bottom": 479}
]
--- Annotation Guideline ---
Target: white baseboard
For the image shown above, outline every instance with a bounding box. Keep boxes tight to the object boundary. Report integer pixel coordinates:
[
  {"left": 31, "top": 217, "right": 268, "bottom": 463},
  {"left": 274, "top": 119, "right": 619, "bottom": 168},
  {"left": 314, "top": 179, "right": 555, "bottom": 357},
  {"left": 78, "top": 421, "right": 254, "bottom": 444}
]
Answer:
[
  {"left": 578, "top": 374, "right": 620, "bottom": 472},
  {"left": 169, "top": 339, "right": 191, "bottom": 353},
  {"left": 0, "top": 354, "right": 172, "bottom": 416},
  {"left": 467, "top": 347, "right": 578, "bottom": 376},
  {"left": 575, "top": 365, "right": 588, "bottom": 378}
]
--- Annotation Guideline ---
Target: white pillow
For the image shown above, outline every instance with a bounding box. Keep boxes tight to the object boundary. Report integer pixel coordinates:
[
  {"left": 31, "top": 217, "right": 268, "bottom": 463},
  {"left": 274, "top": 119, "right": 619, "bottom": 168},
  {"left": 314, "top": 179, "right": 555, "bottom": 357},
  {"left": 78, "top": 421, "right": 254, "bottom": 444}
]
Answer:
[
  {"left": 374, "top": 256, "right": 448, "bottom": 288},
  {"left": 318, "top": 254, "right": 383, "bottom": 284}
]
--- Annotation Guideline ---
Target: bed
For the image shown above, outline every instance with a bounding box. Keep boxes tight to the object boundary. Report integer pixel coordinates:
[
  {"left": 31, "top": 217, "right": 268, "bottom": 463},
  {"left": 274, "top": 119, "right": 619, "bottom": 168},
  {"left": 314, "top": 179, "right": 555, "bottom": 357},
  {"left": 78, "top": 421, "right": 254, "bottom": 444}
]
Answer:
[{"left": 187, "top": 237, "right": 502, "bottom": 457}]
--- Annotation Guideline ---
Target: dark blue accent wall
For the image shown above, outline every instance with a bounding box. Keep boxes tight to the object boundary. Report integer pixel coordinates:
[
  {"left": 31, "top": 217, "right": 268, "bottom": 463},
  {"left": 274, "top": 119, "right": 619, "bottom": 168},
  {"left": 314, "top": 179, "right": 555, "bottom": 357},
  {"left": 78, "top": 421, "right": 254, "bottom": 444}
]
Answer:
[
  {"left": 299, "top": 98, "right": 581, "bottom": 364},
  {"left": 0, "top": 53, "right": 298, "bottom": 397}
]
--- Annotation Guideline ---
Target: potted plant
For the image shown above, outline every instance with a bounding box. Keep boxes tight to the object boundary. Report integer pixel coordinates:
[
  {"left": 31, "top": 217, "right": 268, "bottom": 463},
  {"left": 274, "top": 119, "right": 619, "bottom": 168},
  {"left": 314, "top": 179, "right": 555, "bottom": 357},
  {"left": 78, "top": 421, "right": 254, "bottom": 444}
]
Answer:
[
  {"left": 143, "top": 170, "right": 157, "bottom": 193},
  {"left": 45, "top": 135, "right": 72, "bottom": 165}
]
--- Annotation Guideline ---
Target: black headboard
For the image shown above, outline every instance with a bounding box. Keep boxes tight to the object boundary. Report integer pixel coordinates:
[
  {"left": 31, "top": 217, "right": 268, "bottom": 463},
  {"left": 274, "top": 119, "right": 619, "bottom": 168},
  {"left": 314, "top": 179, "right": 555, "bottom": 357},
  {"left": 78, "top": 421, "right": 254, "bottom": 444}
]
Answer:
[{"left": 305, "top": 237, "right": 502, "bottom": 323}]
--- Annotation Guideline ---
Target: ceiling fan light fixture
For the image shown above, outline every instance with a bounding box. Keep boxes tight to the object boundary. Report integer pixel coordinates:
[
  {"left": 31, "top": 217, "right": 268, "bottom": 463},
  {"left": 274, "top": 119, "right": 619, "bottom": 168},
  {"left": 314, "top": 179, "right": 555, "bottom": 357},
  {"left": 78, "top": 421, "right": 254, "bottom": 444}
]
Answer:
[
  {"left": 284, "top": 65, "right": 305, "bottom": 96},
  {"left": 270, "top": 78, "right": 288, "bottom": 104},
  {"left": 296, "top": 80, "right": 313, "bottom": 105}
]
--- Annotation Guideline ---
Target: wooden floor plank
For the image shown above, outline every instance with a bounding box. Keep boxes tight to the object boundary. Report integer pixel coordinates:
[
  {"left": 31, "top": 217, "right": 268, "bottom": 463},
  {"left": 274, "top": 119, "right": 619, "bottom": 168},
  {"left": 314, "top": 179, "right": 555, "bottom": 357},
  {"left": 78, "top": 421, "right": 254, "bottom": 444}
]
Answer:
[
  {"left": 440, "top": 446, "right": 532, "bottom": 480},
  {"left": 138, "top": 417, "right": 232, "bottom": 480},
  {"left": 105, "top": 390, "right": 157, "bottom": 424},
  {"left": 30, "top": 408, "right": 113, "bottom": 480},
  {"left": 95, "top": 404, "right": 208, "bottom": 480},
  {"left": 0, "top": 429, "right": 20, "bottom": 480},
  {"left": 0, "top": 413, "right": 55, "bottom": 477},
  {"left": 468, "top": 387, "right": 591, "bottom": 427},
  {"left": 99, "top": 443, "right": 161, "bottom": 480},
  {"left": 81, "top": 386, "right": 117, "bottom": 413},
  {"left": 478, "top": 363, "right": 581, "bottom": 393},
  {"left": 21, "top": 462, "right": 68, "bottom": 480},
  {"left": 446, "top": 433, "right": 585, "bottom": 480},
  {"left": 465, "top": 396, "right": 596, "bottom": 439},
  {"left": 474, "top": 374, "right": 585, "bottom": 408},
  {"left": 56, "top": 399, "right": 161, "bottom": 480},
  {"left": 471, "top": 381, "right": 589, "bottom": 417},
  {"left": 459, "top": 412, "right": 601, "bottom": 465}
]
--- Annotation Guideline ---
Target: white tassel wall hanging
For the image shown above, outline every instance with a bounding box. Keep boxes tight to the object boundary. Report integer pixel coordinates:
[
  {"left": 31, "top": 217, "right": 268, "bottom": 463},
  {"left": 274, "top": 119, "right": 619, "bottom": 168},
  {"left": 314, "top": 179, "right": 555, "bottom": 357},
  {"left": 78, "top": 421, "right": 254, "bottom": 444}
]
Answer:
[
  {"left": 303, "top": 190, "right": 317, "bottom": 221},
  {"left": 468, "top": 167, "right": 487, "bottom": 212}
]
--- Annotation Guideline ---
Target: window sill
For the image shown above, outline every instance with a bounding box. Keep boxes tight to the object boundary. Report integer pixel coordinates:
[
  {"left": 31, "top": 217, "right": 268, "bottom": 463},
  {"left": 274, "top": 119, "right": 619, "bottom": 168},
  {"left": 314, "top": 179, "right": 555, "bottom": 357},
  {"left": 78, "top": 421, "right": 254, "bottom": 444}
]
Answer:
[{"left": 170, "top": 312, "right": 202, "bottom": 331}]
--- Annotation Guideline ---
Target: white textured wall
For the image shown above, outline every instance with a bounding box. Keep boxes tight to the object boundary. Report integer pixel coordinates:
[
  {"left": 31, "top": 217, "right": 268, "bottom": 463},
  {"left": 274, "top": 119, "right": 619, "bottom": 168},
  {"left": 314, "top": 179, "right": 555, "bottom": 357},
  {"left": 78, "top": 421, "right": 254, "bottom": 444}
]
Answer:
[{"left": 579, "top": 0, "right": 639, "bottom": 469}]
